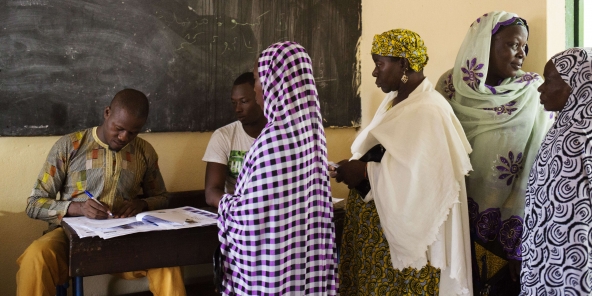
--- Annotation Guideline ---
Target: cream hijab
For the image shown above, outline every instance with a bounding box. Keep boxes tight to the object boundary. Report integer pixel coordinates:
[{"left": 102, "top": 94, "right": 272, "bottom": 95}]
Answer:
[{"left": 351, "top": 78, "right": 473, "bottom": 294}]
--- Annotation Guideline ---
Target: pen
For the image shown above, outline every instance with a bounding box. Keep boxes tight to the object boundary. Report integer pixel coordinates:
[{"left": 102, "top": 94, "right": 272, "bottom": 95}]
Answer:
[{"left": 84, "top": 190, "right": 113, "bottom": 217}]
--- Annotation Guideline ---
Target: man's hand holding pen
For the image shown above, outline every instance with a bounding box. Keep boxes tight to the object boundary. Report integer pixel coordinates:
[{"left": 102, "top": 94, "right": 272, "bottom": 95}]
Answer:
[
  {"left": 66, "top": 199, "right": 112, "bottom": 219},
  {"left": 81, "top": 199, "right": 112, "bottom": 219}
]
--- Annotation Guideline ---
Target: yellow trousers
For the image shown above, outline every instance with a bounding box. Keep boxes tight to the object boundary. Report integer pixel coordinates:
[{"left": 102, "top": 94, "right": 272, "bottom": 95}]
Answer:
[{"left": 16, "top": 228, "right": 186, "bottom": 296}]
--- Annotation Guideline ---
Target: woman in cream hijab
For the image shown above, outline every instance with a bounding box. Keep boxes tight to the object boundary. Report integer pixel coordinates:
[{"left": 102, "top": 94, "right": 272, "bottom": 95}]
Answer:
[{"left": 331, "top": 29, "right": 473, "bottom": 295}]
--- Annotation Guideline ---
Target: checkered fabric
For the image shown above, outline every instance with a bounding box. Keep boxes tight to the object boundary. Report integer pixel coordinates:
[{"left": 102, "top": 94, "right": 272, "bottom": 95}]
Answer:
[{"left": 217, "top": 41, "right": 338, "bottom": 295}]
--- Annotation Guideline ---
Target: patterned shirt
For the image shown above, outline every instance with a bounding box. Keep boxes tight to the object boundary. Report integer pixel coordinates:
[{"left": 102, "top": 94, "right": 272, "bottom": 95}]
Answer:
[{"left": 26, "top": 127, "right": 168, "bottom": 231}]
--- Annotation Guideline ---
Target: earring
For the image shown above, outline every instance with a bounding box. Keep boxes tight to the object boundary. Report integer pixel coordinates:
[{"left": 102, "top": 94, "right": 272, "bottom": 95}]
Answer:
[{"left": 401, "top": 68, "right": 408, "bottom": 83}]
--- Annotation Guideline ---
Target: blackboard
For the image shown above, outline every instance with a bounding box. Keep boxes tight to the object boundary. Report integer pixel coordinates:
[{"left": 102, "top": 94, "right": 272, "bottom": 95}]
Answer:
[{"left": 0, "top": 0, "right": 361, "bottom": 136}]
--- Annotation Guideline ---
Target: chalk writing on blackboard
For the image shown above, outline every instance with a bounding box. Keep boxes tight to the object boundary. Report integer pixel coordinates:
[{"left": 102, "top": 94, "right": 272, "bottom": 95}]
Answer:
[{"left": 0, "top": 0, "right": 361, "bottom": 136}]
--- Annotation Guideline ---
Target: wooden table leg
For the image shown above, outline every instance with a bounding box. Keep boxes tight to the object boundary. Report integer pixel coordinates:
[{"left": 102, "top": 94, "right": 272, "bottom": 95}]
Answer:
[{"left": 73, "top": 276, "right": 84, "bottom": 296}]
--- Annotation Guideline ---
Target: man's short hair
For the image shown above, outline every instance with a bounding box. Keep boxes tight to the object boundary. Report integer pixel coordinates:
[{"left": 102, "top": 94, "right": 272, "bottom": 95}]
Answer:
[
  {"left": 110, "top": 89, "right": 149, "bottom": 119},
  {"left": 233, "top": 72, "right": 255, "bottom": 87}
]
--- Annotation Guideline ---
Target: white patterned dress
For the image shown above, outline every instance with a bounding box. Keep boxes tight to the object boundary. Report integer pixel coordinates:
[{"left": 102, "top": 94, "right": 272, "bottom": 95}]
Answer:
[{"left": 521, "top": 48, "right": 592, "bottom": 295}]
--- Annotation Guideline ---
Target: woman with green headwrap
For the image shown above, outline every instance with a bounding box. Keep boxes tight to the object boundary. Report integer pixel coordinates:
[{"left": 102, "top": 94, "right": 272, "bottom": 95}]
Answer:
[
  {"left": 330, "top": 29, "right": 473, "bottom": 295},
  {"left": 435, "top": 11, "right": 552, "bottom": 295}
]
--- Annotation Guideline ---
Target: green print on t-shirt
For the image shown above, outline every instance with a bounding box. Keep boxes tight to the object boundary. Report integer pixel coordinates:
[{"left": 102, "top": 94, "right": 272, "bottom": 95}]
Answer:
[{"left": 228, "top": 150, "right": 247, "bottom": 178}]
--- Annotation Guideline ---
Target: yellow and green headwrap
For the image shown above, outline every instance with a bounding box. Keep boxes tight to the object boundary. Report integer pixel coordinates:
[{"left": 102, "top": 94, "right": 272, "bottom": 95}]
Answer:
[{"left": 371, "top": 29, "right": 429, "bottom": 72}]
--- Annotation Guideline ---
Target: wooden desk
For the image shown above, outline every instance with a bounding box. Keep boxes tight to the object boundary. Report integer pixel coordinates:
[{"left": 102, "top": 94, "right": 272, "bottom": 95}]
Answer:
[{"left": 61, "top": 191, "right": 346, "bottom": 296}]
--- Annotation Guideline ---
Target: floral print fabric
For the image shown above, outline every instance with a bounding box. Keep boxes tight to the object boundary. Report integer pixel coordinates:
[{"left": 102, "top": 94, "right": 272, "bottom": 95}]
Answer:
[
  {"left": 370, "top": 28, "right": 429, "bottom": 72},
  {"left": 339, "top": 190, "right": 441, "bottom": 295},
  {"left": 469, "top": 198, "right": 523, "bottom": 260},
  {"left": 461, "top": 58, "right": 485, "bottom": 91}
]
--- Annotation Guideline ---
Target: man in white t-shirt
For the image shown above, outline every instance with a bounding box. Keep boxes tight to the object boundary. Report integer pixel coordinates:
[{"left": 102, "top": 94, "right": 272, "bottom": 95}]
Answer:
[{"left": 202, "top": 72, "right": 267, "bottom": 207}]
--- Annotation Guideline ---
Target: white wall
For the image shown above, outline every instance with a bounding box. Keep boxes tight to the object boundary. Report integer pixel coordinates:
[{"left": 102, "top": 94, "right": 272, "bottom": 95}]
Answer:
[
  {"left": 359, "top": 0, "right": 565, "bottom": 128},
  {"left": 583, "top": 0, "right": 592, "bottom": 47}
]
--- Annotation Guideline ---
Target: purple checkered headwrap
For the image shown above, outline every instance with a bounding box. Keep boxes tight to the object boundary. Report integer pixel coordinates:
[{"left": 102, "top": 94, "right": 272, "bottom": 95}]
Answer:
[{"left": 217, "top": 41, "right": 338, "bottom": 295}]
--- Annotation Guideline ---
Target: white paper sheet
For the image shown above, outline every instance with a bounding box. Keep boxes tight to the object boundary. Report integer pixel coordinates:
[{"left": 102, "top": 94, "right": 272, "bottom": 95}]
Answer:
[
  {"left": 62, "top": 207, "right": 218, "bottom": 239},
  {"left": 63, "top": 216, "right": 137, "bottom": 229}
]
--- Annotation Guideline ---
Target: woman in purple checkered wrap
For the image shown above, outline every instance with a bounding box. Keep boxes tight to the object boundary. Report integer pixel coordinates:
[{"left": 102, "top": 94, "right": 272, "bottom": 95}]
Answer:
[{"left": 216, "top": 41, "right": 338, "bottom": 295}]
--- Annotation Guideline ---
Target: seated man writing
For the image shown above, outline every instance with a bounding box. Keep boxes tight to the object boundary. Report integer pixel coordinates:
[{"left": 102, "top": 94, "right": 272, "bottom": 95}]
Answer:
[
  {"left": 16, "top": 89, "right": 186, "bottom": 296},
  {"left": 202, "top": 72, "right": 267, "bottom": 207}
]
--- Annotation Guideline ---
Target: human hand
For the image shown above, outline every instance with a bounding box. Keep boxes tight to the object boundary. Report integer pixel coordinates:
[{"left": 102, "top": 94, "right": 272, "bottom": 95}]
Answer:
[
  {"left": 508, "top": 259, "right": 521, "bottom": 282},
  {"left": 328, "top": 160, "right": 347, "bottom": 178},
  {"left": 335, "top": 160, "right": 367, "bottom": 189},
  {"left": 79, "top": 199, "right": 111, "bottom": 219},
  {"left": 113, "top": 199, "right": 148, "bottom": 218}
]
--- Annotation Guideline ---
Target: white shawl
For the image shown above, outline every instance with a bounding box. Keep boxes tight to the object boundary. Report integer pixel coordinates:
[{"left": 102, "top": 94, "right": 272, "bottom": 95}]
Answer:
[{"left": 351, "top": 78, "right": 473, "bottom": 295}]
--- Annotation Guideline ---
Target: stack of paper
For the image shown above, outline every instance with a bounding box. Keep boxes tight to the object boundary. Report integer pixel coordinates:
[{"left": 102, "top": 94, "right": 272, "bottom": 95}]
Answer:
[{"left": 63, "top": 207, "right": 218, "bottom": 239}]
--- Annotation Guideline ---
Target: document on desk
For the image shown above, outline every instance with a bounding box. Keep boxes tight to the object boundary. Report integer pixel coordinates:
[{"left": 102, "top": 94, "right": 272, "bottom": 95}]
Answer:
[
  {"left": 63, "top": 216, "right": 137, "bottom": 229},
  {"left": 63, "top": 207, "right": 218, "bottom": 239}
]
